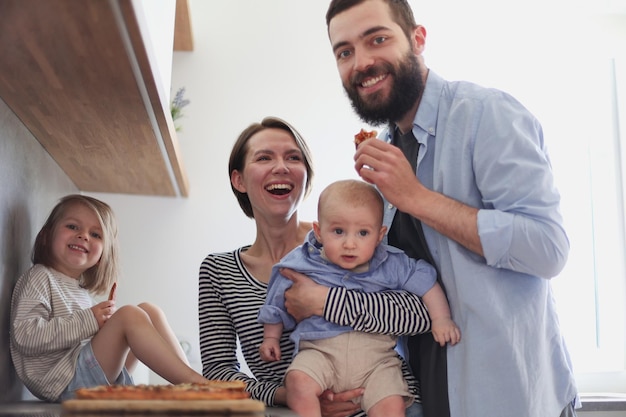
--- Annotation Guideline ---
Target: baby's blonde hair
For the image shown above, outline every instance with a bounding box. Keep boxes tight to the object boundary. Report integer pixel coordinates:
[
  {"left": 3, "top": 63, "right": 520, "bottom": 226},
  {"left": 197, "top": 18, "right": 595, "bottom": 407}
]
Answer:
[
  {"left": 32, "top": 194, "right": 119, "bottom": 295},
  {"left": 318, "top": 179, "right": 384, "bottom": 224}
]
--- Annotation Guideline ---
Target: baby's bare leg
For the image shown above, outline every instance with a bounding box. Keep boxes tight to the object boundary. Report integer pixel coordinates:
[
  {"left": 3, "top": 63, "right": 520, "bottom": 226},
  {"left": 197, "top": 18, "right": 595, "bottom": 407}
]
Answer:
[
  {"left": 91, "top": 305, "right": 206, "bottom": 384},
  {"left": 367, "top": 395, "right": 406, "bottom": 417},
  {"left": 285, "top": 370, "right": 323, "bottom": 417}
]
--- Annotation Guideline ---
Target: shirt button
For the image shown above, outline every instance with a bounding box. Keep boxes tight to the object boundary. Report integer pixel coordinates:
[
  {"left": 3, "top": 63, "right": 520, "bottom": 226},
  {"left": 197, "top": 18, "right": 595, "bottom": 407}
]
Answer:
[
  {"left": 387, "top": 203, "right": 394, "bottom": 210},
  {"left": 428, "top": 127, "right": 435, "bottom": 134}
]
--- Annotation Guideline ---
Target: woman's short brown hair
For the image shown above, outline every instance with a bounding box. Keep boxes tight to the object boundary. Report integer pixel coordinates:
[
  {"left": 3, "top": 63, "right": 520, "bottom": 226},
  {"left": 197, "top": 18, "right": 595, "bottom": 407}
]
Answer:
[{"left": 228, "top": 117, "right": 314, "bottom": 218}]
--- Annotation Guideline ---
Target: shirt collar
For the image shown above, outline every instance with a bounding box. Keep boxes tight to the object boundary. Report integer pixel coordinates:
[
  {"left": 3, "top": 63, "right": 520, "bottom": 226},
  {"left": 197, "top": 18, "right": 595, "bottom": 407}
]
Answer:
[{"left": 385, "top": 69, "right": 444, "bottom": 143}]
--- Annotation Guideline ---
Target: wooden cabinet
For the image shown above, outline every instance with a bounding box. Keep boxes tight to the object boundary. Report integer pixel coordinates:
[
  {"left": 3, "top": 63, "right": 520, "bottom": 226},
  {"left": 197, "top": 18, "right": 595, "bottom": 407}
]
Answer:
[{"left": 0, "top": 0, "right": 190, "bottom": 197}]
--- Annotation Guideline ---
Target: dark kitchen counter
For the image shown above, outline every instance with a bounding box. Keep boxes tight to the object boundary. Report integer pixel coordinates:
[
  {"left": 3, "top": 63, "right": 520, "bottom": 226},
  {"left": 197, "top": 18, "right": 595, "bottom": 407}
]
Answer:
[
  {"left": 0, "top": 402, "right": 299, "bottom": 417},
  {"left": 3, "top": 396, "right": 626, "bottom": 416}
]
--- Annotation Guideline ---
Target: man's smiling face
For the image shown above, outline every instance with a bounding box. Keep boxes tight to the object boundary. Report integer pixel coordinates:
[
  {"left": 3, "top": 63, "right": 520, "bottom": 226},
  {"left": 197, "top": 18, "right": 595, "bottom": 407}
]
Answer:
[{"left": 328, "top": 0, "right": 425, "bottom": 126}]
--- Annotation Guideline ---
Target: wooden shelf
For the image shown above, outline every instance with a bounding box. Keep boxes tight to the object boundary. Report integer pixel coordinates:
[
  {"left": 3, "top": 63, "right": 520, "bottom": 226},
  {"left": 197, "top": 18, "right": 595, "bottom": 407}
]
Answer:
[
  {"left": 174, "top": 0, "right": 194, "bottom": 51},
  {"left": 0, "top": 0, "right": 189, "bottom": 197}
]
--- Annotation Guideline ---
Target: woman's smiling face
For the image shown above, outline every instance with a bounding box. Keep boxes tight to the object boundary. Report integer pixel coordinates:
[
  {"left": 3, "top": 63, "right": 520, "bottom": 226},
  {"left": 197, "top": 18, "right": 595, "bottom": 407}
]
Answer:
[{"left": 232, "top": 128, "right": 308, "bottom": 220}]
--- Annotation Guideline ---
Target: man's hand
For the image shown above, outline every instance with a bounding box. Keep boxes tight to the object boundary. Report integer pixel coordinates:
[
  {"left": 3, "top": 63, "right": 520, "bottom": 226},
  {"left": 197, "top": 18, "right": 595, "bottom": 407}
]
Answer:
[
  {"left": 282, "top": 268, "right": 329, "bottom": 322},
  {"left": 356, "top": 138, "right": 484, "bottom": 256},
  {"left": 354, "top": 139, "right": 423, "bottom": 214},
  {"left": 319, "top": 388, "right": 364, "bottom": 417}
]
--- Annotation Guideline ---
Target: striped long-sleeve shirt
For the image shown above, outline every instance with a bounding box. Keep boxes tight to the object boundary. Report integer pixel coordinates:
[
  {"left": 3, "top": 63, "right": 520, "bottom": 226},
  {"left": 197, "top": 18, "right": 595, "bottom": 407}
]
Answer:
[
  {"left": 10, "top": 264, "right": 99, "bottom": 401},
  {"left": 198, "top": 247, "right": 431, "bottom": 411}
]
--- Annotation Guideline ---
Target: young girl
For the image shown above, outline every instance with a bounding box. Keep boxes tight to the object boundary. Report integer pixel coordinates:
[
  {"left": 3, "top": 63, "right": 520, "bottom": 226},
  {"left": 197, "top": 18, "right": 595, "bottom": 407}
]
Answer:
[{"left": 10, "top": 194, "right": 208, "bottom": 402}]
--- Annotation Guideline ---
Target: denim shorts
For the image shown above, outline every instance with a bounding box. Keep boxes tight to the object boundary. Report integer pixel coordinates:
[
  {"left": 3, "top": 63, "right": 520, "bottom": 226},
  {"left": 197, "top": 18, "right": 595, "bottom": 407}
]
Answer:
[{"left": 58, "top": 341, "right": 134, "bottom": 401}]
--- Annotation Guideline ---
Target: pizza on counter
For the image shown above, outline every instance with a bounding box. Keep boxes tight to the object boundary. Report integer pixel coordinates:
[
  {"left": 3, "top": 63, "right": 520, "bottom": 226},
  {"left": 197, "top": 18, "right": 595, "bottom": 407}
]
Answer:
[{"left": 74, "top": 380, "right": 250, "bottom": 401}]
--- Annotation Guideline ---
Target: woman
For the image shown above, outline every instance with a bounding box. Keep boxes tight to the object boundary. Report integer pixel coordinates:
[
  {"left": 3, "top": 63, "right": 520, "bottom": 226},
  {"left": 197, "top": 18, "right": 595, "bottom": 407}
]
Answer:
[{"left": 198, "top": 117, "right": 431, "bottom": 416}]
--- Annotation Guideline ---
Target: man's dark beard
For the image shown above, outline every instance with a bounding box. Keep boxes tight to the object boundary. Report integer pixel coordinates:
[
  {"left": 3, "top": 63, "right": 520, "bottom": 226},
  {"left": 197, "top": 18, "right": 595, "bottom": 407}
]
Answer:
[{"left": 344, "top": 51, "right": 424, "bottom": 127}]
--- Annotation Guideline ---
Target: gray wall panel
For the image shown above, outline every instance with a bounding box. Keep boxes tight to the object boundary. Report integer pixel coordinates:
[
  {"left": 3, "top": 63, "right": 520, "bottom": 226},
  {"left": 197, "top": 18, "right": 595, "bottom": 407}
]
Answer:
[{"left": 0, "top": 97, "right": 77, "bottom": 401}]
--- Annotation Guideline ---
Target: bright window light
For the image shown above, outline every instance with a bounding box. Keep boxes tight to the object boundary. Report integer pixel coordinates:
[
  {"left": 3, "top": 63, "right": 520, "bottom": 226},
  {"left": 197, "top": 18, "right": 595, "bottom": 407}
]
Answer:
[{"left": 551, "top": 58, "right": 626, "bottom": 393}]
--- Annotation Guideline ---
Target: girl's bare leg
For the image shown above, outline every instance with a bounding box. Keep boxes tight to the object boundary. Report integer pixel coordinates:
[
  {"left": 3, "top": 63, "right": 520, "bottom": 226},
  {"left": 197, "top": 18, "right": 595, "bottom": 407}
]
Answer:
[
  {"left": 137, "top": 302, "right": 190, "bottom": 365},
  {"left": 285, "top": 370, "right": 323, "bottom": 417},
  {"left": 124, "top": 350, "right": 138, "bottom": 375},
  {"left": 91, "top": 304, "right": 207, "bottom": 384},
  {"left": 123, "top": 302, "right": 187, "bottom": 372}
]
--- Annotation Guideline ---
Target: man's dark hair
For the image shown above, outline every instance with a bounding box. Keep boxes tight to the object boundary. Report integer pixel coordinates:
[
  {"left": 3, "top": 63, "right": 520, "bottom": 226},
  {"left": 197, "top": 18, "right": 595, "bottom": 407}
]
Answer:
[{"left": 326, "top": 0, "right": 417, "bottom": 39}]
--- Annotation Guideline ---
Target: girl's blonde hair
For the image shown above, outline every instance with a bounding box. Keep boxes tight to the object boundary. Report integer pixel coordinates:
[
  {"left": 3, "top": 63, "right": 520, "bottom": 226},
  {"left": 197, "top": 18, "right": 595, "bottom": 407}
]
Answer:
[{"left": 32, "top": 194, "right": 119, "bottom": 295}]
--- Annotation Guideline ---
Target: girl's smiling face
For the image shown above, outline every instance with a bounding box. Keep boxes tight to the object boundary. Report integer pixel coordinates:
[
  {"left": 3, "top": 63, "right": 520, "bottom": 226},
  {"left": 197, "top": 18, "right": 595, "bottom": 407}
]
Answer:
[
  {"left": 231, "top": 128, "right": 308, "bottom": 221},
  {"left": 49, "top": 203, "right": 104, "bottom": 278}
]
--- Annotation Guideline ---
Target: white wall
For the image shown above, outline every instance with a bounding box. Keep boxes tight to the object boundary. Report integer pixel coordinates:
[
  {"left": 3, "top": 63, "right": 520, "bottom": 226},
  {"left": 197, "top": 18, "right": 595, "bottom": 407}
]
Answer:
[
  {"left": 92, "top": 0, "right": 626, "bottom": 385},
  {"left": 131, "top": 0, "right": 176, "bottom": 102}
]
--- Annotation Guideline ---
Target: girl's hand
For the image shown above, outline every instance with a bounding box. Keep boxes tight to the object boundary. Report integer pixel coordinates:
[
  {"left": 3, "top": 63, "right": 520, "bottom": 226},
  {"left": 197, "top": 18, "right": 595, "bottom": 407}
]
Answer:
[{"left": 91, "top": 300, "right": 115, "bottom": 328}]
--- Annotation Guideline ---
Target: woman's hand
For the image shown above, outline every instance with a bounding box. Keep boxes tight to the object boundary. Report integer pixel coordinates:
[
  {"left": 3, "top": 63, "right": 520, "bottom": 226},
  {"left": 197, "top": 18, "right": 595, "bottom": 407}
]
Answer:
[
  {"left": 91, "top": 300, "right": 115, "bottom": 328},
  {"left": 282, "top": 268, "right": 329, "bottom": 322},
  {"left": 319, "top": 388, "right": 364, "bottom": 417}
]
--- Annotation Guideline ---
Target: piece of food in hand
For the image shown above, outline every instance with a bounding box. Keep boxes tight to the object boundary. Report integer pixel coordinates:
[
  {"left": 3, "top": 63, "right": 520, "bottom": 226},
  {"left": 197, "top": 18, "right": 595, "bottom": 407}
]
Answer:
[
  {"left": 108, "top": 282, "right": 117, "bottom": 301},
  {"left": 354, "top": 128, "right": 377, "bottom": 149},
  {"left": 73, "top": 381, "right": 250, "bottom": 400}
]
